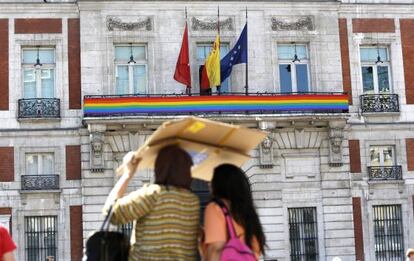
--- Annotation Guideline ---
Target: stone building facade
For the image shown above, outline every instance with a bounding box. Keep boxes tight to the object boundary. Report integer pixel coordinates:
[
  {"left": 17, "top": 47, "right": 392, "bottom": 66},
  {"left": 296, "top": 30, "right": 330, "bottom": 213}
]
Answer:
[{"left": 1, "top": 0, "right": 414, "bottom": 260}]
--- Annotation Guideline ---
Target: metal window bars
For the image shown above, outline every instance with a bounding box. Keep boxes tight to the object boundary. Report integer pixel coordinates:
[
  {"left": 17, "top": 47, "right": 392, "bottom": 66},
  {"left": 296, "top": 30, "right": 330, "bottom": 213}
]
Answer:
[
  {"left": 288, "top": 207, "right": 319, "bottom": 261},
  {"left": 25, "top": 216, "right": 58, "bottom": 261},
  {"left": 373, "top": 205, "right": 404, "bottom": 261}
]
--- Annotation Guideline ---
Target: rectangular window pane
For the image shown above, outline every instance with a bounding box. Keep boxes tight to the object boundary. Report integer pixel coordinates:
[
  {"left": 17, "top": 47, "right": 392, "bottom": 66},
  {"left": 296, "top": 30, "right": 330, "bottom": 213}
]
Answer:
[
  {"left": 26, "top": 155, "right": 39, "bottom": 175},
  {"left": 41, "top": 69, "right": 54, "bottom": 98},
  {"left": 382, "top": 146, "right": 394, "bottom": 166},
  {"left": 289, "top": 207, "right": 318, "bottom": 261},
  {"left": 23, "top": 69, "right": 36, "bottom": 98},
  {"left": 197, "top": 44, "right": 229, "bottom": 61},
  {"left": 115, "top": 65, "right": 129, "bottom": 94},
  {"left": 296, "top": 64, "right": 309, "bottom": 93},
  {"left": 23, "top": 49, "right": 55, "bottom": 64},
  {"left": 115, "top": 46, "right": 146, "bottom": 62},
  {"left": 133, "top": 65, "right": 146, "bottom": 94},
  {"left": 373, "top": 205, "right": 404, "bottom": 261},
  {"left": 370, "top": 147, "right": 381, "bottom": 167},
  {"left": 278, "top": 44, "right": 307, "bottom": 60},
  {"left": 362, "top": 66, "right": 374, "bottom": 93},
  {"left": 279, "top": 64, "right": 292, "bottom": 93},
  {"left": 377, "top": 66, "right": 390, "bottom": 93},
  {"left": 360, "top": 47, "right": 388, "bottom": 62},
  {"left": 42, "top": 154, "right": 54, "bottom": 174},
  {"left": 25, "top": 216, "right": 58, "bottom": 261},
  {"left": 370, "top": 146, "right": 395, "bottom": 166}
]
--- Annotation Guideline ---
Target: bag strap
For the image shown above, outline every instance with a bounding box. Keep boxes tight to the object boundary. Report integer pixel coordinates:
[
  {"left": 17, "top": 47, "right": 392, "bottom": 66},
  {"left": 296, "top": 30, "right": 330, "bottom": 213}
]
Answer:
[
  {"left": 100, "top": 201, "right": 116, "bottom": 231},
  {"left": 213, "top": 198, "right": 237, "bottom": 239}
]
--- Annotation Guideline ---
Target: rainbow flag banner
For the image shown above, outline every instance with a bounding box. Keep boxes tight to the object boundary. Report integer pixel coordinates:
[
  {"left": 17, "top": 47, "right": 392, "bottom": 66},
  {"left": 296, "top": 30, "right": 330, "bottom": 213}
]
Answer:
[{"left": 83, "top": 94, "right": 349, "bottom": 117}]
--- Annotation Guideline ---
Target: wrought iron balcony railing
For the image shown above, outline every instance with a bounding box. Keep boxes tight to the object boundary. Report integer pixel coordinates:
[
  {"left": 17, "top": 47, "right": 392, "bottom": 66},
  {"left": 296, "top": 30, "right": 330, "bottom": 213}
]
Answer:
[
  {"left": 21, "top": 175, "right": 59, "bottom": 190},
  {"left": 360, "top": 94, "right": 399, "bottom": 114},
  {"left": 368, "top": 166, "right": 402, "bottom": 181},
  {"left": 83, "top": 92, "right": 349, "bottom": 117},
  {"left": 18, "top": 98, "right": 60, "bottom": 119}
]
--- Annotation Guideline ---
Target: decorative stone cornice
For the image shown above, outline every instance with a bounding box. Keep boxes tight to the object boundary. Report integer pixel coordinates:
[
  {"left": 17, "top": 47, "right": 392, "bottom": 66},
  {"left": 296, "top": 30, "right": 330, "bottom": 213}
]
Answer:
[
  {"left": 107, "top": 16, "right": 152, "bottom": 31},
  {"left": 191, "top": 16, "right": 233, "bottom": 31},
  {"left": 271, "top": 16, "right": 314, "bottom": 31}
]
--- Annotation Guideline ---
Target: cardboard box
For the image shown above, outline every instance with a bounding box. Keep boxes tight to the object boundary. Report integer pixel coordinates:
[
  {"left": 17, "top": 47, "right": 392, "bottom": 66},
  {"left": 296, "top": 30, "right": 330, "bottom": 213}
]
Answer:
[{"left": 135, "top": 117, "right": 268, "bottom": 181}]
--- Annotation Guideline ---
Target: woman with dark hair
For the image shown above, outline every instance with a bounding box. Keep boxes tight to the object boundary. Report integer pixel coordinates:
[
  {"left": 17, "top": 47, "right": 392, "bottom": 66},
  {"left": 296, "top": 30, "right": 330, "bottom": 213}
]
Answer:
[
  {"left": 201, "top": 164, "right": 266, "bottom": 261},
  {"left": 103, "top": 145, "right": 200, "bottom": 261}
]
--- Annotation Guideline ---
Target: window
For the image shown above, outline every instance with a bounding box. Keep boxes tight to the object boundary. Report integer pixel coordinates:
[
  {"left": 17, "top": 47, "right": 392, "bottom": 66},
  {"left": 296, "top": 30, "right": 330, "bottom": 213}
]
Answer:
[
  {"left": 26, "top": 153, "right": 54, "bottom": 175},
  {"left": 277, "top": 44, "right": 310, "bottom": 93},
  {"left": 25, "top": 216, "right": 58, "bottom": 261},
  {"left": 288, "top": 207, "right": 318, "bottom": 261},
  {"left": 373, "top": 205, "right": 404, "bottom": 260},
  {"left": 22, "top": 48, "right": 55, "bottom": 98},
  {"left": 370, "top": 146, "right": 395, "bottom": 167},
  {"left": 360, "top": 46, "right": 391, "bottom": 94},
  {"left": 197, "top": 43, "right": 230, "bottom": 93},
  {"left": 114, "top": 45, "right": 147, "bottom": 94}
]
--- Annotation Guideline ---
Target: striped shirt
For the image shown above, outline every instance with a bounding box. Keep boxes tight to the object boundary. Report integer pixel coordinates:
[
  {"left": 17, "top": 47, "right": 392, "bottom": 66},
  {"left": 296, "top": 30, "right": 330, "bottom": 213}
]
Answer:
[{"left": 108, "top": 184, "right": 200, "bottom": 261}]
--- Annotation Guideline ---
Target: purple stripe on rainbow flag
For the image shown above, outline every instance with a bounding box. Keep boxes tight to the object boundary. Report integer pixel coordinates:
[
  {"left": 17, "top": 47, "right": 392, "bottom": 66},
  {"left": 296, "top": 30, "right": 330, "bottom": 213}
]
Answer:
[{"left": 83, "top": 94, "right": 349, "bottom": 117}]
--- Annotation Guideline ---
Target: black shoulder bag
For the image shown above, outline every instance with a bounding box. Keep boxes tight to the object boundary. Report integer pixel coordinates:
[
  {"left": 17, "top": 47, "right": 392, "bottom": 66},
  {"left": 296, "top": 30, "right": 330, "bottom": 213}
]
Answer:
[{"left": 83, "top": 204, "right": 130, "bottom": 261}]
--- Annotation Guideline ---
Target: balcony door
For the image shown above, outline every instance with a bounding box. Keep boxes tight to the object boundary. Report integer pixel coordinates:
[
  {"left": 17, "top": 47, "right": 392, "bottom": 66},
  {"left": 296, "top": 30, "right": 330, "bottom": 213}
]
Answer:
[
  {"left": 370, "top": 146, "right": 395, "bottom": 167},
  {"left": 22, "top": 48, "right": 55, "bottom": 99},
  {"left": 360, "top": 46, "right": 391, "bottom": 95},
  {"left": 26, "top": 153, "right": 54, "bottom": 176}
]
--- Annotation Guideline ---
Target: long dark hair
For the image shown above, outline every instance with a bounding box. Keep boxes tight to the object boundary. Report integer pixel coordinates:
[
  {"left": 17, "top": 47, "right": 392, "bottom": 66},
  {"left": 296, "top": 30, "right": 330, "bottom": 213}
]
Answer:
[
  {"left": 211, "top": 164, "right": 266, "bottom": 254},
  {"left": 154, "top": 145, "right": 193, "bottom": 189}
]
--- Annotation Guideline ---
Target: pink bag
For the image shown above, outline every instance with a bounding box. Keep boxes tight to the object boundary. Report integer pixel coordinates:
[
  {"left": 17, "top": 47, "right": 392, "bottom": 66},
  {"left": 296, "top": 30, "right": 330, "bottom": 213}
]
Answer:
[{"left": 215, "top": 199, "right": 256, "bottom": 261}]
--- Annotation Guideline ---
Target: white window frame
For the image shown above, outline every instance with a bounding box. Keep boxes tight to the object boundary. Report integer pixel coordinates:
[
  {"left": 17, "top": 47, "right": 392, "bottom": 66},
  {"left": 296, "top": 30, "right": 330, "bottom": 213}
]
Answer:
[
  {"left": 21, "top": 47, "right": 56, "bottom": 98},
  {"left": 277, "top": 43, "right": 311, "bottom": 93},
  {"left": 114, "top": 44, "right": 148, "bottom": 94},
  {"left": 196, "top": 42, "right": 231, "bottom": 92},
  {"left": 369, "top": 145, "right": 395, "bottom": 167},
  {"left": 360, "top": 46, "right": 392, "bottom": 94},
  {"left": 25, "top": 153, "right": 55, "bottom": 175}
]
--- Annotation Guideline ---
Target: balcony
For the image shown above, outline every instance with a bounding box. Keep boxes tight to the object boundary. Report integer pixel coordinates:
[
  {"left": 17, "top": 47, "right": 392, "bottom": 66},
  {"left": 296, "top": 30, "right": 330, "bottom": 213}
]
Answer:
[
  {"left": 21, "top": 175, "right": 59, "bottom": 190},
  {"left": 368, "top": 166, "right": 402, "bottom": 181},
  {"left": 360, "top": 94, "right": 399, "bottom": 114},
  {"left": 83, "top": 92, "right": 349, "bottom": 118},
  {"left": 18, "top": 98, "right": 60, "bottom": 119}
]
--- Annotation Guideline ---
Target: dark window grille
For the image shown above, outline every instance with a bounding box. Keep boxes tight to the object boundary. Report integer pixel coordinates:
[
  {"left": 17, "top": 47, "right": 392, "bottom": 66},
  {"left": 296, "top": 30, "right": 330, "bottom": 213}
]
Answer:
[
  {"left": 373, "top": 205, "right": 404, "bottom": 261},
  {"left": 25, "top": 216, "right": 57, "bottom": 261},
  {"left": 288, "top": 207, "right": 318, "bottom": 261}
]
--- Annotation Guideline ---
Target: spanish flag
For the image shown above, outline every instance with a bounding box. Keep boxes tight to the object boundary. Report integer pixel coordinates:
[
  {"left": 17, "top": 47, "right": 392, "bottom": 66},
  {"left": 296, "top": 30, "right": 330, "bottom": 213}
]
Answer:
[{"left": 200, "top": 35, "right": 220, "bottom": 92}]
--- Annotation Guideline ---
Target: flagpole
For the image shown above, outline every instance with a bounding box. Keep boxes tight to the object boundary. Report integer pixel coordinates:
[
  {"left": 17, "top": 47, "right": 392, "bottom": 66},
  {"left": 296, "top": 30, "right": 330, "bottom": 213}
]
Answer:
[
  {"left": 184, "top": 7, "right": 192, "bottom": 95},
  {"left": 245, "top": 6, "right": 249, "bottom": 96},
  {"left": 217, "top": 6, "right": 221, "bottom": 95}
]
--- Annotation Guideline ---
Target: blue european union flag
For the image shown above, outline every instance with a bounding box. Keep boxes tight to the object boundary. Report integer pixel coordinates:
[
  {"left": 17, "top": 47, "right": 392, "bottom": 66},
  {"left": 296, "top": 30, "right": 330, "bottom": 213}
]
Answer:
[{"left": 220, "top": 24, "right": 247, "bottom": 83}]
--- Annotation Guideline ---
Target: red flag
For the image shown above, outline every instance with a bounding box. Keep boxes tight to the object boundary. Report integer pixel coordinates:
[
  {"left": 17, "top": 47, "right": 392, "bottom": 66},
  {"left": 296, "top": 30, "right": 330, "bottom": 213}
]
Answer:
[{"left": 174, "top": 22, "right": 191, "bottom": 88}]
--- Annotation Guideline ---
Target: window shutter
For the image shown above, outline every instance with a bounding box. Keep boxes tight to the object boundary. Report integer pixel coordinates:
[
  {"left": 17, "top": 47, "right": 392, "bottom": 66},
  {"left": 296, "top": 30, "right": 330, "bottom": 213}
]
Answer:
[
  {"left": 349, "top": 140, "right": 361, "bottom": 173},
  {"left": 406, "top": 138, "right": 414, "bottom": 171},
  {"left": 70, "top": 205, "right": 83, "bottom": 261},
  {"left": 0, "top": 19, "right": 8, "bottom": 110},
  {"left": 0, "top": 147, "right": 14, "bottom": 182},
  {"left": 401, "top": 19, "right": 414, "bottom": 104},
  {"left": 352, "top": 197, "right": 365, "bottom": 261},
  {"left": 338, "top": 18, "right": 352, "bottom": 105},
  {"left": 68, "top": 18, "right": 81, "bottom": 109},
  {"left": 66, "top": 145, "right": 81, "bottom": 180}
]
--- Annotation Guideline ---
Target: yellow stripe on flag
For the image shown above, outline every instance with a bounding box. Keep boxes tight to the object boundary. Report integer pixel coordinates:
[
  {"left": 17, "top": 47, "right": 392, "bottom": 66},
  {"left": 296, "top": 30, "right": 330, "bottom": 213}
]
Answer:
[{"left": 205, "top": 35, "right": 221, "bottom": 87}]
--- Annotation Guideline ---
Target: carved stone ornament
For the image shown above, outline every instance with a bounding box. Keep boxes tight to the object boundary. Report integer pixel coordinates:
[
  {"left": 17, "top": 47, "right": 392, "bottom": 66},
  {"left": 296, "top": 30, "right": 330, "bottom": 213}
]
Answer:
[
  {"left": 107, "top": 17, "right": 152, "bottom": 31},
  {"left": 191, "top": 17, "right": 233, "bottom": 31},
  {"left": 328, "top": 122, "right": 346, "bottom": 167},
  {"left": 259, "top": 137, "right": 274, "bottom": 168},
  {"left": 271, "top": 16, "right": 314, "bottom": 31},
  {"left": 90, "top": 132, "right": 105, "bottom": 172}
]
